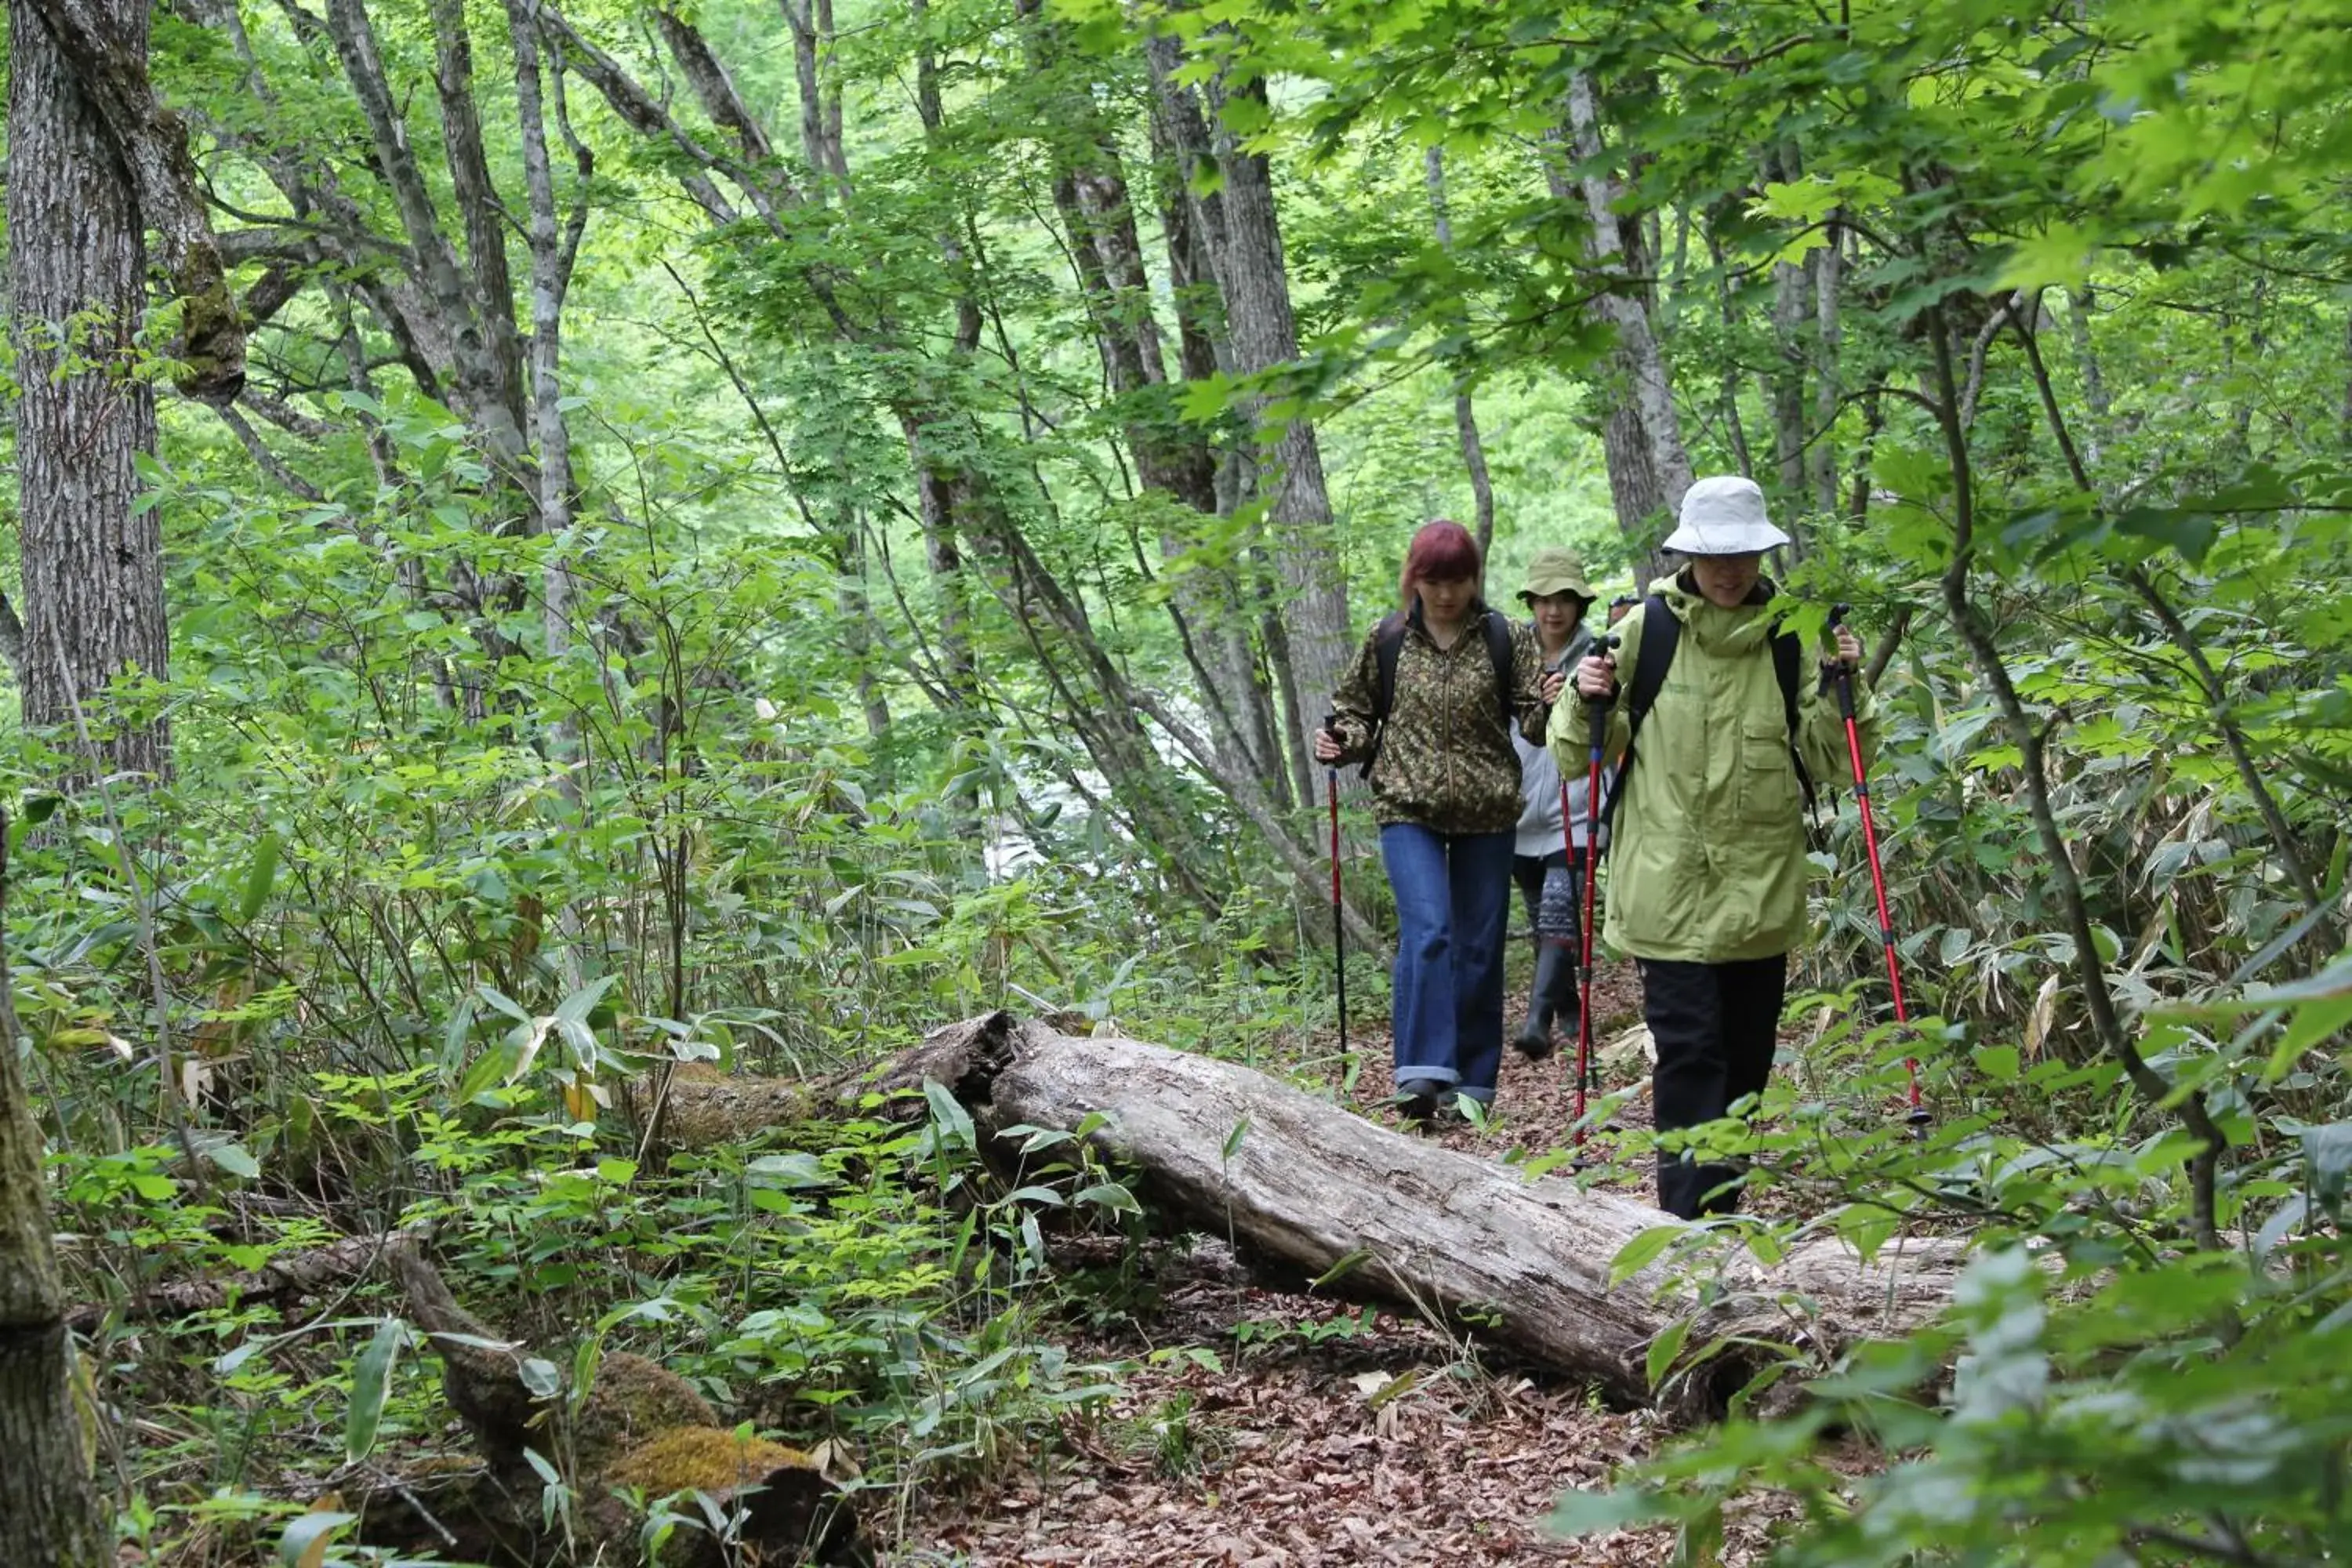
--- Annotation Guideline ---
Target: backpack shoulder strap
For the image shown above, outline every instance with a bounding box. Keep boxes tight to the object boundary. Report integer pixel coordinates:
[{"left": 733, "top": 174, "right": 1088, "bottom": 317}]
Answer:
[
  {"left": 1769, "top": 626, "right": 1820, "bottom": 815},
  {"left": 1483, "top": 609, "right": 1515, "bottom": 727},
  {"left": 1597, "top": 594, "right": 1679, "bottom": 830},
  {"left": 1625, "top": 594, "right": 1679, "bottom": 735},
  {"left": 1372, "top": 612, "right": 1406, "bottom": 723},
  {"left": 1362, "top": 612, "right": 1408, "bottom": 780}
]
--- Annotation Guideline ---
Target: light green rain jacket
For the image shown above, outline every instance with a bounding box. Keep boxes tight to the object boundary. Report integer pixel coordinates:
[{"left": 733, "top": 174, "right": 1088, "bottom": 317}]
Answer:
[{"left": 1547, "top": 573, "right": 1878, "bottom": 963}]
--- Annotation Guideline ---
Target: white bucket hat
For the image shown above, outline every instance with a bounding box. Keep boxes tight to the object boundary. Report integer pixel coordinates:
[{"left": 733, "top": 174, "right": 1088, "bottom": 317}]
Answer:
[{"left": 1661, "top": 476, "right": 1791, "bottom": 555}]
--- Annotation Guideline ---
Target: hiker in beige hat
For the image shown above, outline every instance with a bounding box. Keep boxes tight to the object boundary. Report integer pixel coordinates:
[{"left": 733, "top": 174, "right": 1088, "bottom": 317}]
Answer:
[
  {"left": 1510, "top": 547, "right": 1606, "bottom": 1061},
  {"left": 1563, "top": 477, "right": 1871, "bottom": 1218}
]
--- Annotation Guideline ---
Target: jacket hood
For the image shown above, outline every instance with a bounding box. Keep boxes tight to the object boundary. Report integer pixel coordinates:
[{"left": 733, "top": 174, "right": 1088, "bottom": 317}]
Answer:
[{"left": 1647, "top": 572, "right": 1783, "bottom": 658}]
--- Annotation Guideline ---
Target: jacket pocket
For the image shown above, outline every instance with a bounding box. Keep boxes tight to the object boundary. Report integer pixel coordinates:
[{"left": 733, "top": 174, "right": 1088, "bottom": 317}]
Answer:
[{"left": 1737, "top": 719, "right": 1798, "bottom": 827}]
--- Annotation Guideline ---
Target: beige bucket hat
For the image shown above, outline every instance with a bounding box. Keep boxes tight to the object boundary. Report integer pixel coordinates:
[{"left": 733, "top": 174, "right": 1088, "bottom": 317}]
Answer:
[{"left": 1516, "top": 546, "right": 1596, "bottom": 604}]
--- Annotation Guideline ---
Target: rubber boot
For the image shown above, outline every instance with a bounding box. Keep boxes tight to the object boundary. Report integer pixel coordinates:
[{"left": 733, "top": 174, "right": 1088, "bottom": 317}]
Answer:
[{"left": 1511, "top": 939, "right": 1576, "bottom": 1061}]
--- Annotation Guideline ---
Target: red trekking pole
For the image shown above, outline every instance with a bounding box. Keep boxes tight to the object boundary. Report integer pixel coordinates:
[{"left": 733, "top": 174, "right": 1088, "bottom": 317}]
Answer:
[
  {"left": 1829, "top": 605, "right": 1926, "bottom": 1128},
  {"left": 1321, "top": 712, "right": 1348, "bottom": 1059},
  {"left": 1570, "top": 633, "right": 1618, "bottom": 1149}
]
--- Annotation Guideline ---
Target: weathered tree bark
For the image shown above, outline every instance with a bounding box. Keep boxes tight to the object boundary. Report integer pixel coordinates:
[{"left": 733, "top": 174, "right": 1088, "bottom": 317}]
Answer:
[
  {"left": 1562, "top": 74, "right": 1692, "bottom": 581},
  {"left": 0, "top": 813, "right": 112, "bottom": 1568},
  {"left": 1020, "top": 0, "right": 1283, "bottom": 800},
  {"left": 22, "top": 0, "right": 244, "bottom": 401},
  {"left": 9, "top": 0, "right": 170, "bottom": 780},
  {"left": 1148, "top": 31, "right": 1349, "bottom": 801},
  {"left": 1759, "top": 145, "right": 1812, "bottom": 528},
  {"left": 1425, "top": 149, "right": 1497, "bottom": 562},
  {"left": 896, "top": 1013, "right": 1965, "bottom": 1415},
  {"left": 325, "top": 0, "right": 534, "bottom": 484},
  {"left": 1810, "top": 220, "right": 1845, "bottom": 513}
]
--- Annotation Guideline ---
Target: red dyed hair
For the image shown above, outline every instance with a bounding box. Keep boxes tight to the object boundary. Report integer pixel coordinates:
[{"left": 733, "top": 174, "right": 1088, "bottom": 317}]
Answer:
[{"left": 1399, "top": 519, "right": 1483, "bottom": 609}]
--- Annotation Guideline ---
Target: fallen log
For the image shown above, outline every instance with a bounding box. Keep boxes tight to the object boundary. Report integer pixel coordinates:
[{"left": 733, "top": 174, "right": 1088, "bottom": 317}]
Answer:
[
  {"left": 66, "top": 1222, "right": 434, "bottom": 1334},
  {"left": 887, "top": 1012, "right": 1965, "bottom": 1417}
]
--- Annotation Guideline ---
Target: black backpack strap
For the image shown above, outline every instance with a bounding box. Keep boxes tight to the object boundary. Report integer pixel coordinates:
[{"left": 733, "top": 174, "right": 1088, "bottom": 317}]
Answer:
[
  {"left": 1769, "top": 627, "right": 1820, "bottom": 815},
  {"left": 1483, "top": 609, "right": 1515, "bottom": 728},
  {"left": 1362, "top": 612, "right": 1407, "bottom": 780},
  {"left": 1596, "top": 593, "right": 1678, "bottom": 830}
]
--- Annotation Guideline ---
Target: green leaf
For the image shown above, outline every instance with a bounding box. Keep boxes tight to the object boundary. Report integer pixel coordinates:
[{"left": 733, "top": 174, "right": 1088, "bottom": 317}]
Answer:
[
  {"left": 1002, "top": 1185, "right": 1066, "bottom": 1207},
  {"left": 204, "top": 1141, "right": 263, "bottom": 1180},
  {"left": 1975, "top": 1045, "right": 2021, "bottom": 1083},
  {"left": 1222, "top": 1116, "right": 1251, "bottom": 1160},
  {"left": 239, "top": 833, "right": 281, "bottom": 922},
  {"left": 1610, "top": 1223, "right": 1684, "bottom": 1286},
  {"left": 554, "top": 973, "right": 619, "bottom": 1026},
  {"left": 1646, "top": 1317, "right": 1693, "bottom": 1389},
  {"left": 278, "top": 1511, "right": 357, "bottom": 1568},
  {"left": 1073, "top": 1181, "right": 1141, "bottom": 1214},
  {"left": 455, "top": 1042, "right": 517, "bottom": 1106},
  {"left": 519, "top": 1357, "right": 562, "bottom": 1399},
  {"left": 1311, "top": 1247, "right": 1376, "bottom": 1288},
  {"left": 746, "top": 1152, "right": 829, "bottom": 1188},
  {"left": 1548, "top": 1484, "right": 1672, "bottom": 1536},
  {"left": 922, "top": 1078, "right": 975, "bottom": 1150},
  {"left": 346, "top": 1318, "right": 405, "bottom": 1463}
]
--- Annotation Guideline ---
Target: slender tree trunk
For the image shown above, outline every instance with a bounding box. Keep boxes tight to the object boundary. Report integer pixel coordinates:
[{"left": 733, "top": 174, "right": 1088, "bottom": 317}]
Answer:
[
  {"left": 1704, "top": 221, "right": 1756, "bottom": 481},
  {"left": 0, "top": 813, "right": 111, "bottom": 1568},
  {"left": 2067, "top": 284, "right": 2111, "bottom": 475},
  {"left": 1810, "top": 219, "right": 1844, "bottom": 513},
  {"left": 1761, "top": 147, "right": 1809, "bottom": 515},
  {"left": 429, "top": 0, "right": 529, "bottom": 445},
  {"left": 1022, "top": 0, "right": 1277, "bottom": 794},
  {"left": 1922, "top": 285, "right": 2227, "bottom": 1254},
  {"left": 507, "top": 0, "right": 589, "bottom": 861},
  {"left": 1148, "top": 32, "right": 1350, "bottom": 796},
  {"left": 1559, "top": 76, "right": 1690, "bottom": 579},
  {"left": 10, "top": 0, "right": 169, "bottom": 780},
  {"left": 1425, "top": 148, "right": 1497, "bottom": 561}
]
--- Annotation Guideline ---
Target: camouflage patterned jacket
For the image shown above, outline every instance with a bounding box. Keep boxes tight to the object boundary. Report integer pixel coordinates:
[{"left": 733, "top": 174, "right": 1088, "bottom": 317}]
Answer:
[{"left": 1326, "top": 601, "right": 1550, "bottom": 833}]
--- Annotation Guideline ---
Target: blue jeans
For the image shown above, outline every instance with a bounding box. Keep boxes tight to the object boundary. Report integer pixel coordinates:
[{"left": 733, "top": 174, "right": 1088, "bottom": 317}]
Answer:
[{"left": 1380, "top": 824, "right": 1515, "bottom": 1105}]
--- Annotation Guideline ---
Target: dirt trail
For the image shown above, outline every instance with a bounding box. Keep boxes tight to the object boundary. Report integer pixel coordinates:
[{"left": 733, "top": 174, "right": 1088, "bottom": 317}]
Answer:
[{"left": 902, "top": 960, "right": 1805, "bottom": 1566}]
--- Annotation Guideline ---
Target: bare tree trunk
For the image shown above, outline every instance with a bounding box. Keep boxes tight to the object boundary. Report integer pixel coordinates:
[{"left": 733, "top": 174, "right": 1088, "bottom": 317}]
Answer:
[
  {"left": 23, "top": 0, "right": 244, "bottom": 401},
  {"left": 1920, "top": 282, "right": 2228, "bottom": 1254},
  {"left": 1769, "top": 261, "right": 1808, "bottom": 499},
  {"left": 10, "top": 0, "right": 169, "bottom": 780},
  {"left": 506, "top": 0, "right": 590, "bottom": 901},
  {"left": 1557, "top": 78, "right": 1690, "bottom": 579},
  {"left": 1425, "top": 148, "right": 1497, "bottom": 561},
  {"left": 1021, "top": 0, "right": 1278, "bottom": 795},
  {"left": 1809, "top": 219, "right": 1844, "bottom": 512},
  {"left": 325, "top": 0, "right": 533, "bottom": 481},
  {"left": 0, "top": 814, "right": 111, "bottom": 1568},
  {"left": 1704, "top": 221, "right": 1756, "bottom": 481},
  {"left": 781, "top": 0, "right": 848, "bottom": 194},
  {"left": 2066, "top": 285, "right": 2111, "bottom": 474},
  {"left": 1148, "top": 32, "right": 1350, "bottom": 796}
]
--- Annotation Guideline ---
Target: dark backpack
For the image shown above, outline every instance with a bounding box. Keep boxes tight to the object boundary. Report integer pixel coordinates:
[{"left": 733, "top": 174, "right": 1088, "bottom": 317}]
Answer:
[
  {"left": 1360, "top": 607, "right": 1515, "bottom": 780},
  {"left": 1598, "top": 593, "right": 1818, "bottom": 826}
]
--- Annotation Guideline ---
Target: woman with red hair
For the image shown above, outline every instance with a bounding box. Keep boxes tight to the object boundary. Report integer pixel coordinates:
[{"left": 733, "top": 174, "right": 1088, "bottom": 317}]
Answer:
[{"left": 1316, "top": 521, "right": 1563, "bottom": 1125}]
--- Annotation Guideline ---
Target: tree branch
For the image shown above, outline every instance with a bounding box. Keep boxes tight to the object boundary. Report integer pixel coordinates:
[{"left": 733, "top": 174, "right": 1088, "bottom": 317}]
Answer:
[{"left": 1926, "top": 284, "right": 2226, "bottom": 1254}]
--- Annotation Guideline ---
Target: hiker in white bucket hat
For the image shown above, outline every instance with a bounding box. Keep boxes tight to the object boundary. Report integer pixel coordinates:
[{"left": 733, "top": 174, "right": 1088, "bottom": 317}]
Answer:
[{"left": 1552, "top": 477, "right": 1873, "bottom": 1219}]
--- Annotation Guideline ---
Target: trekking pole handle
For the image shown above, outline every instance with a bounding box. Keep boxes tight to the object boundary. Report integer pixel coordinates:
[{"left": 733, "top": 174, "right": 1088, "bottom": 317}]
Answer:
[
  {"left": 1583, "top": 633, "right": 1619, "bottom": 750},
  {"left": 1827, "top": 604, "right": 1859, "bottom": 722}
]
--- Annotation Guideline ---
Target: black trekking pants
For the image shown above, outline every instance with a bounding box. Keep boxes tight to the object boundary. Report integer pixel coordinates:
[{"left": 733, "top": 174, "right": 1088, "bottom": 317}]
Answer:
[{"left": 1638, "top": 954, "right": 1788, "bottom": 1220}]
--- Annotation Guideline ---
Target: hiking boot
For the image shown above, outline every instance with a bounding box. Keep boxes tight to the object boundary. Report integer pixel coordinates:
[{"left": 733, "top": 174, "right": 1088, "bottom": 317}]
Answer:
[
  {"left": 1396, "top": 1078, "right": 1445, "bottom": 1128},
  {"left": 1511, "top": 941, "right": 1576, "bottom": 1061}
]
